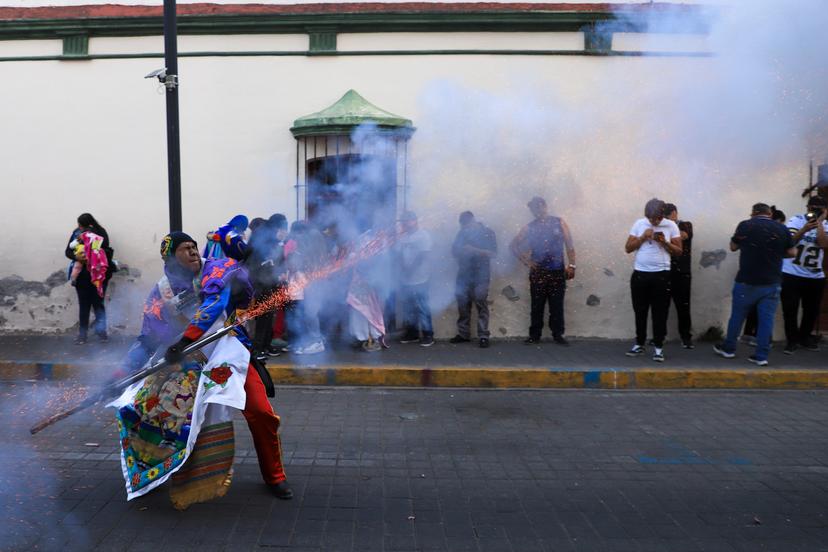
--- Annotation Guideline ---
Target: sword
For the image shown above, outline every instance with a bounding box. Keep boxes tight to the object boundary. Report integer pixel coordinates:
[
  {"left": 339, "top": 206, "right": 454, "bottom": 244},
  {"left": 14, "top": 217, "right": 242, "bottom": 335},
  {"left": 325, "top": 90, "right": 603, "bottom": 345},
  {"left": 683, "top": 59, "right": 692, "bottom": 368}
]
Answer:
[{"left": 29, "top": 323, "right": 240, "bottom": 435}]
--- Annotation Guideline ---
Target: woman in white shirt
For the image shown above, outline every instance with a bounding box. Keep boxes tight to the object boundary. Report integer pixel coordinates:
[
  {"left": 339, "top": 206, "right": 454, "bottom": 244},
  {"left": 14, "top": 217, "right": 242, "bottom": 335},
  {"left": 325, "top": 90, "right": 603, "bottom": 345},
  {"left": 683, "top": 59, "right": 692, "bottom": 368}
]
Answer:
[{"left": 624, "top": 198, "right": 682, "bottom": 362}]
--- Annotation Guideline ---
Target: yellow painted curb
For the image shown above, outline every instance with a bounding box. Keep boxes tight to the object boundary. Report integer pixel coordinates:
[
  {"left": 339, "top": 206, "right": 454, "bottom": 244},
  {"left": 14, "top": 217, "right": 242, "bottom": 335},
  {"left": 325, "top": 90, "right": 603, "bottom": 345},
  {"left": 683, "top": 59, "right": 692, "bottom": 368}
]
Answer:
[
  {"left": 0, "top": 362, "right": 39, "bottom": 381},
  {"left": 3, "top": 361, "right": 828, "bottom": 390},
  {"left": 265, "top": 363, "right": 828, "bottom": 390}
]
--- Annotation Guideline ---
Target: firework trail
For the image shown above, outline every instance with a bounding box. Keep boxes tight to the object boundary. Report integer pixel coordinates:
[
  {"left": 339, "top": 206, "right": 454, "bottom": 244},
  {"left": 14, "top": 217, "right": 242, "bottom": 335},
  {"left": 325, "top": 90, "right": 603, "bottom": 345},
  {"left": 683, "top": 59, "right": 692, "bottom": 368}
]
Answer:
[{"left": 242, "top": 226, "right": 398, "bottom": 322}]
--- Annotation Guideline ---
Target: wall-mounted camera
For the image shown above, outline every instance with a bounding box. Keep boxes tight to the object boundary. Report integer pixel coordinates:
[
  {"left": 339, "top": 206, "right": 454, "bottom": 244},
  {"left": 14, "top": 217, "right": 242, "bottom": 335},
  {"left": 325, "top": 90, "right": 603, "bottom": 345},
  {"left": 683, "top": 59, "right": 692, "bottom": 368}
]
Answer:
[
  {"left": 145, "top": 68, "right": 167, "bottom": 82},
  {"left": 144, "top": 67, "right": 178, "bottom": 90}
]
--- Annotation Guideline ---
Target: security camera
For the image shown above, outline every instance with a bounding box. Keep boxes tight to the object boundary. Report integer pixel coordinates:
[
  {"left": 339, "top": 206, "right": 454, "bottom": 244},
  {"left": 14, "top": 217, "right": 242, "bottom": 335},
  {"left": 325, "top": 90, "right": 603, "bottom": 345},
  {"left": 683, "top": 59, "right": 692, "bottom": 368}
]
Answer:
[{"left": 145, "top": 68, "right": 167, "bottom": 82}]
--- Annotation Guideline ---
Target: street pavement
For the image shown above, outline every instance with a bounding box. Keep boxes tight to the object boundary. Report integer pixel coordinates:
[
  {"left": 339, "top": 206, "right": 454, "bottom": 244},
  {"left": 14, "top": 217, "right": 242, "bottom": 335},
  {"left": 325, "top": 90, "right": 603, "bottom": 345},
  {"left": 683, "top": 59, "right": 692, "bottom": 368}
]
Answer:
[
  {"left": 0, "top": 333, "right": 825, "bottom": 370},
  {"left": 3, "top": 384, "right": 828, "bottom": 551}
]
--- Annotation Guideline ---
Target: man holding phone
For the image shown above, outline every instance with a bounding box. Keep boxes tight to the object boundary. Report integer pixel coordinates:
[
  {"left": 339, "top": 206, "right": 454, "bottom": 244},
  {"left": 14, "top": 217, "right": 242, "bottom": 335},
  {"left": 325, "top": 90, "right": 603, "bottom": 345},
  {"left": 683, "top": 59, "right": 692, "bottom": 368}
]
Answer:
[
  {"left": 625, "top": 198, "right": 682, "bottom": 361},
  {"left": 780, "top": 196, "right": 828, "bottom": 354}
]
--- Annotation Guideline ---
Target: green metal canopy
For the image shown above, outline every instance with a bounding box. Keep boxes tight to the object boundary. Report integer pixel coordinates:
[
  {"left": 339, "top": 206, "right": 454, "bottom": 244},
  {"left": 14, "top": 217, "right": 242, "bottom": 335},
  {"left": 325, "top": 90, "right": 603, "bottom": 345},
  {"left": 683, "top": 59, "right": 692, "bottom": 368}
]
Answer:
[{"left": 291, "top": 89, "right": 415, "bottom": 138}]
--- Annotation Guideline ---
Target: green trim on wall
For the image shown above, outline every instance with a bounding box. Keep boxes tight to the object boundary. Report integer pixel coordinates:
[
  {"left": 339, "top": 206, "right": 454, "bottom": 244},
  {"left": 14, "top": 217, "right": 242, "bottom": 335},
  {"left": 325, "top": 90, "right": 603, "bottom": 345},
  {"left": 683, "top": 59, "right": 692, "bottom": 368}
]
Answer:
[
  {"left": 0, "top": 48, "right": 715, "bottom": 63},
  {"left": 308, "top": 28, "right": 337, "bottom": 54},
  {"left": 584, "top": 26, "right": 612, "bottom": 54},
  {"left": 61, "top": 33, "right": 88, "bottom": 58},
  {"left": 0, "top": 11, "right": 709, "bottom": 41}
]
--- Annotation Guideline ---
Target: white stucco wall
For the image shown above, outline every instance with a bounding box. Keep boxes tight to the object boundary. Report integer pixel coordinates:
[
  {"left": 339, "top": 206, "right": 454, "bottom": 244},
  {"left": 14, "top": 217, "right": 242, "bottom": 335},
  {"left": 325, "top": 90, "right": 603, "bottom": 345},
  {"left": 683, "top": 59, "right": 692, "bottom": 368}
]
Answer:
[{"left": 0, "top": 30, "right": 815, "bottom": 339}]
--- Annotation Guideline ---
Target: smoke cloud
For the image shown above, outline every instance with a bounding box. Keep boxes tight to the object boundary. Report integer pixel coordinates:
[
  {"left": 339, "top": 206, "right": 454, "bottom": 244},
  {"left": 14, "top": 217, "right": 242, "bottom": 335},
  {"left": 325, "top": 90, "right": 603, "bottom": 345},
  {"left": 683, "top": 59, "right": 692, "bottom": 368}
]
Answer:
[{"left": 400, "top": 0, "right": 828, "bottom": 337}]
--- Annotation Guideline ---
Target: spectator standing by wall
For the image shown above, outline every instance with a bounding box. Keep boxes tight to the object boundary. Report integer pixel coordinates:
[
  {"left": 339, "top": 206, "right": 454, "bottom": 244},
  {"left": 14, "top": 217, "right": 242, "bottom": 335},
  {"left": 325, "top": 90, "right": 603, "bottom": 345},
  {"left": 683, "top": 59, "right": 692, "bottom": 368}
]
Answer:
[
  {"left": 285, "top": 221, "right": 328, "bottom": 355},
  {"left": 248, "top": 214, "right": 289, "bottom": 361},
  {"left": 742, "top": 206, "right": 786, "bottom": 345},
  {"left": 780, "top": 196, "right": 828, "bottom": 354},
  {"left": 65, "top": 213, "right": 114, "bottom": 344},
  {"left": 664, "top": 203, "right": 694, "bottom": 348},
  {"left": 510, "top": 197, "right": 576, "bottom": 346},
  {"left": 450, "top": 211, "right": 497, "bottom": 348},
  {"left": 397, "top": 211, "right": 434, "bottom": 347},
  {"left": 624, "top": 199, "right": 682, "bottom": 362},
  {"left": 714, "top": 203, "right": 795, "bottom": 366}
]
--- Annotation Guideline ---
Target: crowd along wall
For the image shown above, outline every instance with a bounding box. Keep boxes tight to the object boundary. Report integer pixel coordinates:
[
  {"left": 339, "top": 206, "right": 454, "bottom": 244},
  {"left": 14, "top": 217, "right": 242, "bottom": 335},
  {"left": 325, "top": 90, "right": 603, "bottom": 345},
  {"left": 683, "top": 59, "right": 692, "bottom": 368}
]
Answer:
[{"left": 0, "top": 25, "right": 810, "bottom": 339}]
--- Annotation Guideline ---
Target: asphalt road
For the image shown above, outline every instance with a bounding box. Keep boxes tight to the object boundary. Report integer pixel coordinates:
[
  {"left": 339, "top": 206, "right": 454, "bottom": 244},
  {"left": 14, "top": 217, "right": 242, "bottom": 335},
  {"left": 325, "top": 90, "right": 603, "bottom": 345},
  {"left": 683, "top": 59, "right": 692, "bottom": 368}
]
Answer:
[{"left": 2, "top": 385, "right": 828, "bottom": 551}]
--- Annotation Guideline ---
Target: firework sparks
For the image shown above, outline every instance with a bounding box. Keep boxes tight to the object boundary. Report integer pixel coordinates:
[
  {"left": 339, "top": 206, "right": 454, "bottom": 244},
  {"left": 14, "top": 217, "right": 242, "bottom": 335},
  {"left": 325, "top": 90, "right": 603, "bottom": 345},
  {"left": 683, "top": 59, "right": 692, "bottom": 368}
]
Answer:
[{"left": 241, "top": 228, "right": 398, "bottom": 323}]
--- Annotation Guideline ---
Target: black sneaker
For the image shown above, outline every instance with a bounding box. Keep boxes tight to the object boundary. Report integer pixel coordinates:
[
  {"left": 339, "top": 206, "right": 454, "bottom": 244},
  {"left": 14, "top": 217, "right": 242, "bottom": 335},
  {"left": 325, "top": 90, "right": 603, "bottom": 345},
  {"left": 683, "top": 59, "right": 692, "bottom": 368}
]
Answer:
[
  {"left": 479, "top": 338, "right": 490, "bottom": 348},
  {"left": 268, "top": 481, "right": 294, "bottom": 500},
  {"left": 399, "top": 334, "right": 420, "bottom": 344},
  {"left": 799, "top": 340, "right": 820, "bottom": 352},
  {"left": 449, "top": 335, "right": 470, "bottom": 344},
  {"left": 747, "top": 355, "right": 768, "bottom": 367},
  {"left": 96, "top": 332, "right": 109, "bottom": 342},
  {"left": 254, "top": 351, "right": 268, "bottom": 363},
  {"left": 524, "top": 337, "right": 540, "bottom": 345},
  {"left": 681, "top": 338, "right": 694, "bottom": 349},
  {"left": 625, "top": 344, "right": 645, "bottom": 357},
  {"left": 74, "top": 335, "right": 87, "bottom": 345},
  {"left": 652, "top": 348, "right": 665, "bottom": 362},
  {"left": 553, "top": 335, "right": 570, "bottom": 346},
  {"left": 266, "top": 347, "right": 282, "bottom": 357},
  {"left": 783, "top": 343, "right": 796, "bottom": 355},
  {"left": 713, "top": 343, "right": 735, "bottom": 359},
  {"left": 420, "top": 336, "right": 435, "bottom": 347}
]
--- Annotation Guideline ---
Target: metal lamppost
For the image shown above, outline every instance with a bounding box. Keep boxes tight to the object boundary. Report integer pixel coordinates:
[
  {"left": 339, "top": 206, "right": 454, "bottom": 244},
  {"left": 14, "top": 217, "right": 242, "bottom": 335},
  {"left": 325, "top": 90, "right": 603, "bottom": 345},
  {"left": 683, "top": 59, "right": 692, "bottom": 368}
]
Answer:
[
  {"left": 146, "top": 0, "right": 182, "bottom": 232},
  {"left": 163, "top": 0, "right": 182, "bottom": 232}
]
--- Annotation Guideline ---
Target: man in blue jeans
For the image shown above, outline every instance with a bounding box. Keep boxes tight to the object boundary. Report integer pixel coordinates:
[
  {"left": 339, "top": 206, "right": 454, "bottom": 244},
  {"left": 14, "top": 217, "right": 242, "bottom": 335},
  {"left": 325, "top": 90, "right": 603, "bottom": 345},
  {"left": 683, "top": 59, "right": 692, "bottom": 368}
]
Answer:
[{"left": 714, "top": 203, "right": 795, "bottom": 366}]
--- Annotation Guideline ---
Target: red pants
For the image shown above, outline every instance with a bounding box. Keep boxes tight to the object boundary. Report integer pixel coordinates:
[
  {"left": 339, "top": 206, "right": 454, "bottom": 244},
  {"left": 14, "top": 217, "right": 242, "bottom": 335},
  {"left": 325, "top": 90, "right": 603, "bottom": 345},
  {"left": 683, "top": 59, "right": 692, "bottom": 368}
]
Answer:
[
  {"left": 272, "top": 308, "right": 286, "bottom": 338},
  {"left": 242, "top": 365, "right": 287, "bottom": 484}
]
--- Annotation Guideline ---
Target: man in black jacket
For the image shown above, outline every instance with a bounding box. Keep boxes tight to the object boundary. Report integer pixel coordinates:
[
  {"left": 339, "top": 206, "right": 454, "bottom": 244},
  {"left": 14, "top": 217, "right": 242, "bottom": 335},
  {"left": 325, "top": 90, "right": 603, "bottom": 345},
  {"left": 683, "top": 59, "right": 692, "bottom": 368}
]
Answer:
[
  {"left": 664, "top": 203, "right": 694, "bottom": 348},
  {"left": 450, "top": 211, "right": 497, "bottom": 348},
  {"left": 248, "top": 214, "right": 289, "bottom": 360}
]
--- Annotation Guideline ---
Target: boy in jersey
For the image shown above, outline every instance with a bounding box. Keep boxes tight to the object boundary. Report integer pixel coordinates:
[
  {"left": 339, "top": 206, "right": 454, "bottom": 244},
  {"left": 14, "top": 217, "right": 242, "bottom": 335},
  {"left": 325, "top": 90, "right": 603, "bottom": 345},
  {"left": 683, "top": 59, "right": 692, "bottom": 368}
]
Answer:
[{"left": 781, "top": 196, "right": 828, "bottom": 354}]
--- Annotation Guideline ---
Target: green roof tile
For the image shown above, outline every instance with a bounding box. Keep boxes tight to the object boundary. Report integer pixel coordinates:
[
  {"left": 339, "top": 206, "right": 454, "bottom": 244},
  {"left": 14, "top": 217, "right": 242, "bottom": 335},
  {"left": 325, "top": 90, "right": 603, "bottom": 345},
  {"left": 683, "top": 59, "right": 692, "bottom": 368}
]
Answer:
[{"left": 291, "top": 89, "right": 414, "bottom": 138}]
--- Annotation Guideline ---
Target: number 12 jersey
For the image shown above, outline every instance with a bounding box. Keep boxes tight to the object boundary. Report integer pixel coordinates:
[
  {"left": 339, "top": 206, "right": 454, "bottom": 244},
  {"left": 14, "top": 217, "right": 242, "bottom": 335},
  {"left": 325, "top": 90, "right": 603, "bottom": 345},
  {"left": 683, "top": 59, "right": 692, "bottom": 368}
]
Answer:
[{"left": 782, "top": 214, "right": 828, "bottom": 279}]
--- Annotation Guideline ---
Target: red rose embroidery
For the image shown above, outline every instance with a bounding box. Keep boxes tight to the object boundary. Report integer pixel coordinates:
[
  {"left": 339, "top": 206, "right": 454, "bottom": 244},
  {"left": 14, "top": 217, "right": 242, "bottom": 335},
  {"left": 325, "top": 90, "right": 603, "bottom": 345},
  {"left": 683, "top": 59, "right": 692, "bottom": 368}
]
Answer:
[
  {"left": 132, "top": 473, "right": 141, "bottom": 486},
  {"left": 206, "top": 366, "right": 232, "bottom": 386},
  {"left": 145, "top": 396, "right": 160, "bottom": 412},
  {"left": 164, "top": 457, "right": 173, "bottom": 470}
]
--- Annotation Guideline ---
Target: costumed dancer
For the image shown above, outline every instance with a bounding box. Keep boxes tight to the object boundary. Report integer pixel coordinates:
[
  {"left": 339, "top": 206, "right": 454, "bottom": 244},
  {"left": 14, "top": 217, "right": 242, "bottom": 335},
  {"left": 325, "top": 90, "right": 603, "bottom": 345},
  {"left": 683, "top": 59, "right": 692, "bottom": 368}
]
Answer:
[
  {"left": 204, "top": 214, "right": 249, "bottom": 260},
  {"left": 114, "top": 231, "right": 293, "bottom": 506}
]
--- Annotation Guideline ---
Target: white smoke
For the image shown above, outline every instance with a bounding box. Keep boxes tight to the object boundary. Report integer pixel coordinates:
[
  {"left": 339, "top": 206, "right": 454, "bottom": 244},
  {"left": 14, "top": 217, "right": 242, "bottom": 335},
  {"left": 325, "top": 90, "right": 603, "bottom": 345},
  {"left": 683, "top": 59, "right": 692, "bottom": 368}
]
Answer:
[{"left": 402, "top": 0, "right": 828, "bottom": 338}]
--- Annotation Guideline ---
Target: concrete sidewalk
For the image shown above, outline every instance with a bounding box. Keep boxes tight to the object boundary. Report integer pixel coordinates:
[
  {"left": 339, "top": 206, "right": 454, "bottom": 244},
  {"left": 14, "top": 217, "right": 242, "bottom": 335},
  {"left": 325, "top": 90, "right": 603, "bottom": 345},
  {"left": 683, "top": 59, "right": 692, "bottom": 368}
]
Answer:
[{"left": 0, "top": 334, "right": 826, "bottom": 389}]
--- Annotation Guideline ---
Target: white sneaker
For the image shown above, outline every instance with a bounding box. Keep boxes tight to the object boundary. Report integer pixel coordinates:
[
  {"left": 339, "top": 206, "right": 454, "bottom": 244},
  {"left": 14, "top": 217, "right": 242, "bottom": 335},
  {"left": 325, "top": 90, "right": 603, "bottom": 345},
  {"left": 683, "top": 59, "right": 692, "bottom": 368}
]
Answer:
[{"left": 301, "top": 341, "right": 325, "bottom": 354}]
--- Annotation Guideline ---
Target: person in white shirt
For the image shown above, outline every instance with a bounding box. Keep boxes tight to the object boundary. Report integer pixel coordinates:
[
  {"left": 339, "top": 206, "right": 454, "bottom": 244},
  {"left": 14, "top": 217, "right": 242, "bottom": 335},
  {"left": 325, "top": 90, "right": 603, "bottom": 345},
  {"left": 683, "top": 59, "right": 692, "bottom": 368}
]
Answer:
[
  {"left": 624, "top": 198, "right": 682, "bottom": 362},
  {"left": 780, "top": 195, "right": 828, "bottom": 354},
  {"left": 397, "top": 211, "right": 435, "bottom": 347}
]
